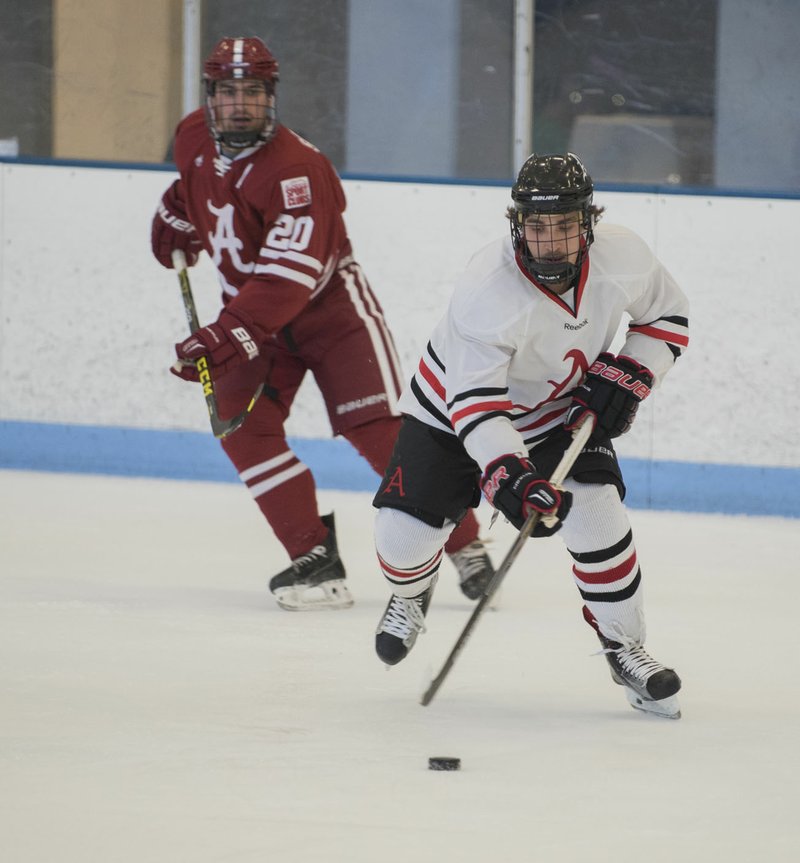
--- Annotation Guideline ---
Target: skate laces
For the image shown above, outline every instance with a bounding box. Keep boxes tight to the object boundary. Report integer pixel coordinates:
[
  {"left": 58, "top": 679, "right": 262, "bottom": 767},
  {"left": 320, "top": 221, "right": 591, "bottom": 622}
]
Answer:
[
  {"left": 292, "top": 543, "right": 329, "bottom": 573},
  {"left": 450, "top": 540, "right": 490, "bottom": 582},
  {"left": 617, "top": 645, "right": 664, "bottom": 681},
  {"left": 380, "top": 594, "right": 427, "bottom": 638},
  {"left": 605, "top": 644, "right": 665, "bottom": 683},
  {"left": 595, "top": 619, "right": 664, "bottom": 683}
]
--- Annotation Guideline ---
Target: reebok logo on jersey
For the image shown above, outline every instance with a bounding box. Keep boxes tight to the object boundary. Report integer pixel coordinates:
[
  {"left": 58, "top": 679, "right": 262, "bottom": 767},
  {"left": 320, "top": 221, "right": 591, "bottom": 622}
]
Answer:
[
  {"left": 281, "top": 176, "right": 312, "bottom": 209},
  {"left": 564, "top": 318, "right": 588, "bottom": 330}
]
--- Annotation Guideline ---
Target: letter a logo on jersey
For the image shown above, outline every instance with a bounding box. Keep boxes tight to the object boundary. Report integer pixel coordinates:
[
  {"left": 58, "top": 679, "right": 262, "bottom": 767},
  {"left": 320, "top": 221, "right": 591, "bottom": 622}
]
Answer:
[
  {"left": 383, "top": 466, "right": 405, "bottom": 498},
  {"left": 207, "top": 201, "right": 253, "bottom": 275}
]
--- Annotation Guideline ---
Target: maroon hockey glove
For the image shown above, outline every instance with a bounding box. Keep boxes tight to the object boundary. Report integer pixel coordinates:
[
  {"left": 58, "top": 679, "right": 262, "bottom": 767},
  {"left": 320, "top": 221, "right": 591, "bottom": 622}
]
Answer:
[
  {"left": 151, "top": 180, "right": 203, "bottom": 269},
  {"left": 171, "top": 309, "right": 263, "bottom": 382},
  {"left": 565, "top": 352, "right": 653, "bottom": 440},
  {"left": 481, "top": 454, "right": 572, "bottom": 537}
]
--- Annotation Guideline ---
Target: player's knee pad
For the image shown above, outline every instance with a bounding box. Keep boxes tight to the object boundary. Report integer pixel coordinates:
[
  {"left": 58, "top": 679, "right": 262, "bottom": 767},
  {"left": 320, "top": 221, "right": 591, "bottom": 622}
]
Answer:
[{"left": 374, "top": 507, "right": 452, "bottom": 598}]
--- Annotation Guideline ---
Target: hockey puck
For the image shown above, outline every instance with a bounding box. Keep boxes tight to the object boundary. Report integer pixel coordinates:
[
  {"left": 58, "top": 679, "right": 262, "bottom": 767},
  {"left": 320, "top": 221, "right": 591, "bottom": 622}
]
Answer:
[{"left": 428, "top": 757, "right": 461, "bottom": 771}]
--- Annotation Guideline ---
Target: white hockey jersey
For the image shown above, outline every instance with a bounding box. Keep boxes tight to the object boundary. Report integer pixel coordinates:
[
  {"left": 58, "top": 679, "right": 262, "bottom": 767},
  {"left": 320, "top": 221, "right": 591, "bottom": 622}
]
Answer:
[{"left": 399, "top": 223, "right": 690, "bottom": 473}]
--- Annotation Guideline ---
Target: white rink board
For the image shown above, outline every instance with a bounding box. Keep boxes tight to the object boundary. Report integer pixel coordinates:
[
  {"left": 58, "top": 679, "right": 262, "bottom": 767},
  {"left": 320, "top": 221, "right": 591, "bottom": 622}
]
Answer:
[{"left": 0, "top": 160, "right": 798, "bottom": 468}]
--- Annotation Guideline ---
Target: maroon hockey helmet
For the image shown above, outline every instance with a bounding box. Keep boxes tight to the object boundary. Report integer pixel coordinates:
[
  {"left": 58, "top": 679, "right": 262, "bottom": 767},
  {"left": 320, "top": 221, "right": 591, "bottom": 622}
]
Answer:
[
  {"left": 204, "top": 37, "right": 279, "bottom": 83},
  {"left": 203, "top": 37, "right": 280, "bottom": 150},
  {"left": 510, "top": 153, "right": 596, "bottom": 286}
]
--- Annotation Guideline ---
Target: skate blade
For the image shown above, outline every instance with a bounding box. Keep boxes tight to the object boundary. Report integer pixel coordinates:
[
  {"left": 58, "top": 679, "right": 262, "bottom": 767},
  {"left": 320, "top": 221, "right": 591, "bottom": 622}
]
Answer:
[
  {"left": 624, "top": 687, "right": 681, "bottom": 719},
  {"left": 271, "top": 579, "right": 354, "bottom": 611}
]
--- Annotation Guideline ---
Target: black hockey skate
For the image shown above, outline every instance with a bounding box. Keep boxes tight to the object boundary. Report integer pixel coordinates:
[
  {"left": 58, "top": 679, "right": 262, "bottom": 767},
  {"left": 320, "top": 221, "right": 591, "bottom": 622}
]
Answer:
[
  {"left": 449, "top": 539, "right": 495, "bottom": 600},
  {"left": 269, "top": 513, "right": 353, "bottom": 611},
  {"left": 375, "top": 582, "right": 435, "bottom": 666},
  {"left": 598, "top": 632, "right": 682, "bottom": 719}
]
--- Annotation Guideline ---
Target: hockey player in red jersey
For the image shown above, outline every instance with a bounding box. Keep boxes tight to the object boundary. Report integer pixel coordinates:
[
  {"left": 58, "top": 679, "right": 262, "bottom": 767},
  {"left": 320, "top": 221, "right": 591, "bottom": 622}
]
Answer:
[
  {"left": 151, "top": 36, "right": 494, "bottom": 611},
  {"left": 373, "top": 153, "right": 689, "bottom": 718}
]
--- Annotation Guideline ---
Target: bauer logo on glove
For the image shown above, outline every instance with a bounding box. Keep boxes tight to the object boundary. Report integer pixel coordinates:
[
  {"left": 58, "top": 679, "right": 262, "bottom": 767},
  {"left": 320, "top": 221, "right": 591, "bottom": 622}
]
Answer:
[
  {"left": 151, "top": 179, "right": 204, "bottom": 269},
  {"left": 588, "top": 356, "right": 652, "bottom": 400},
  {"left": 565, "top": 352, "right": 654, "bottom": 440},
  {"left": 229, "top": 326, "right": 259, "bottom": 359},
  {"left": 171, "top": 309, "right": 265, "bottom": 382}
]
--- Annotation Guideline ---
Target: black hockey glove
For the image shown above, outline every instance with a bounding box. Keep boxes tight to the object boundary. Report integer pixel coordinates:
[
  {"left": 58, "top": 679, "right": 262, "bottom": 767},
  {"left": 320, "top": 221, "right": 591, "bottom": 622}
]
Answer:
[
  {"left": 565, "top": 352, "right": 654, "bottom": 440},
  {"left": 481, "top": 454, "right": 572, "bottom": 537}
]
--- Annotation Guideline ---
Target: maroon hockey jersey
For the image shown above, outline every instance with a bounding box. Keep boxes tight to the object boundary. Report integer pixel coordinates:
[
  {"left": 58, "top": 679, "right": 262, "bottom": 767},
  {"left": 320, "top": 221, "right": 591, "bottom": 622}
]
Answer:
[{"left": 172, "top": 109, "right": 354, "bottom": 335}]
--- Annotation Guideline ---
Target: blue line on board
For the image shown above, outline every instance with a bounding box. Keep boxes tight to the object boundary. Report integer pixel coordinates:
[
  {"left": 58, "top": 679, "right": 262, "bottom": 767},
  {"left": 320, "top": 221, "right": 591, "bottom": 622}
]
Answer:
[{"left": 0, "top": 420, "right": 797, "bottom": 518}]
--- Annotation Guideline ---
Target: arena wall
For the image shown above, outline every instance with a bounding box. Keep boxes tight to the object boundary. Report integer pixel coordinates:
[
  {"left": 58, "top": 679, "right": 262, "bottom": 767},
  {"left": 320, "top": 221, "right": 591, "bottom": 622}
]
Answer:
[{"left": 1, "top": 159, "right": 797, "bottom": 516}]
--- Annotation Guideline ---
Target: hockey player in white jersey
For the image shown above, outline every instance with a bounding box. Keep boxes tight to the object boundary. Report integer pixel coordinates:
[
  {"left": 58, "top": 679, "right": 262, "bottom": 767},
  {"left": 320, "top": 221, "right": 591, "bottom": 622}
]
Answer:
[{"left": 372, "top": 153, "right": 689, "bottom": 719}]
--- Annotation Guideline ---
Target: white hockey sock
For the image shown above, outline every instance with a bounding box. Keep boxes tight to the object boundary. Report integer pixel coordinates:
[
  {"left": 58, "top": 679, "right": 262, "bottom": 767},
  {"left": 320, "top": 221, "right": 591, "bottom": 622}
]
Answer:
[
  {"left": 374, "top": 508, "right": 453, "bottom": 598},
  {"left": 558, "top": 480, "right": 646, "bottom": 645}
]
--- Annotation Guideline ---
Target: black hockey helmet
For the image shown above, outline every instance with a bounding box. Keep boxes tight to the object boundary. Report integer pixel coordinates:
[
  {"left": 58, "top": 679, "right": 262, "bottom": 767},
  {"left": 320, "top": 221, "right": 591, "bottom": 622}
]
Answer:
[{"left": 510, "top": 153, "right": 596, "bottom": 285}]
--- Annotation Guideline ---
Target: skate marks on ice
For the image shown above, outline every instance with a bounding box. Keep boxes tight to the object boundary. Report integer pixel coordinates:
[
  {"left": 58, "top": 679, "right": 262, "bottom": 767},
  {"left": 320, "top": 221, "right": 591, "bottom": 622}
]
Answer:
[{"left": 1, "top": 470, "right": 798, "bottom": 863}]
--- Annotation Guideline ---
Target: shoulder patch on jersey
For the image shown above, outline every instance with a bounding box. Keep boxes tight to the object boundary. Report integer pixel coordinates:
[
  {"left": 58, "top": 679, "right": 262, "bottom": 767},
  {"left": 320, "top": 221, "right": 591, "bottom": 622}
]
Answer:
[{"left": 281, "top": 176, "right": 312, "bottom": 209}]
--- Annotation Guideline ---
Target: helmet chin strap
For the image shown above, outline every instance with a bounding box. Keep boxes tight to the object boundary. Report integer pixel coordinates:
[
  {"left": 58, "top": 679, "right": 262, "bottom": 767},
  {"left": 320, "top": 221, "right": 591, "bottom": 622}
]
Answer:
[
  {"left": 514, "top": 237, "right": 580, "bottom": 286},
  {"left": 512, "top": 218, "right": 592, "bottom": 290},
  {"left": 528, "top": 259, "right": 578, "bottom": 285},
  {"left": 219, "top": 128, "right": 264, "bottom": 150}
]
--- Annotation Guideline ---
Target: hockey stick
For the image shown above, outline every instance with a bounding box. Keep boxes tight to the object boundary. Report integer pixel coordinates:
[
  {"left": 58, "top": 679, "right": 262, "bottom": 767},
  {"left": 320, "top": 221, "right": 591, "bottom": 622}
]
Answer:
[
  {"left": 171, "top": 249, "right": 263, "bottom": 439},
  {"left": 420, "top": 415, "right": 595, "bottom": 706}
]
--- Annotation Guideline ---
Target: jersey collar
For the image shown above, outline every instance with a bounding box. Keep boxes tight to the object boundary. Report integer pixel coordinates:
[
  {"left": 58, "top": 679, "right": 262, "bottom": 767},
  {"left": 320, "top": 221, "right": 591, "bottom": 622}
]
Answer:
[{"left": 514, "top": 249, "right": 589, "bottom": 318}]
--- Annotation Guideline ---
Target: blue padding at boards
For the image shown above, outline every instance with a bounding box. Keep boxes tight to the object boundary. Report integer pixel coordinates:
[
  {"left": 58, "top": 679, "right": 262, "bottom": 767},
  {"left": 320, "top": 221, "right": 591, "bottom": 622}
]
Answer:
[{"left": 1, "top": 421, "right": 797, "bottom": 518}]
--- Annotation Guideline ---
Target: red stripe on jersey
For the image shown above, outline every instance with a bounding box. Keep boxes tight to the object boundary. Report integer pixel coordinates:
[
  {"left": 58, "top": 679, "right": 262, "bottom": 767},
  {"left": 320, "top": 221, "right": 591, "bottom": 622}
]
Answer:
[
  {"left": 628, "top": 324, "right": 689, "bottom": 347},
  {"left": 573, "top": 551, "right": 638, "bottom": 585},
  {"left": 451, "top": 399, "right": 514, "bottom": 426},
  {"left": 517, "top": 406, "right": 567, "bottom": 432},
  {"left": 417, "top": 358, "right": 446, "bottom": 400},
  {"left": 377, "top": 549, "right": 443, "bottom": 580}
]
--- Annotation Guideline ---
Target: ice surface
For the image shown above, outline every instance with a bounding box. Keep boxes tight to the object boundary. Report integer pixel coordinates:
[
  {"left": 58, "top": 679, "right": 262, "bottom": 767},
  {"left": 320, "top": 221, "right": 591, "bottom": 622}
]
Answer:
[{"left": 1, "top": 470, "right": 798, "bottom": 862}]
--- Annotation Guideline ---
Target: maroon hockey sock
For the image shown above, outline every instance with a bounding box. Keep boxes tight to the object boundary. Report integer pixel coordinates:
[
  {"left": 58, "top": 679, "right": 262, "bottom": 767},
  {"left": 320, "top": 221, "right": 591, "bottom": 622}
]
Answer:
[
  {"left": 342, "top": 416, "right": 402, "bottom": 473},
  {"left": 444, "top": 511, "right": 480, "bottom": 554},
  {"left": 252, "top": 468, "right": 329, "bottom": 560},
  {"left": 222, "top": 433, "right": 328, "bottom": 560}
]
